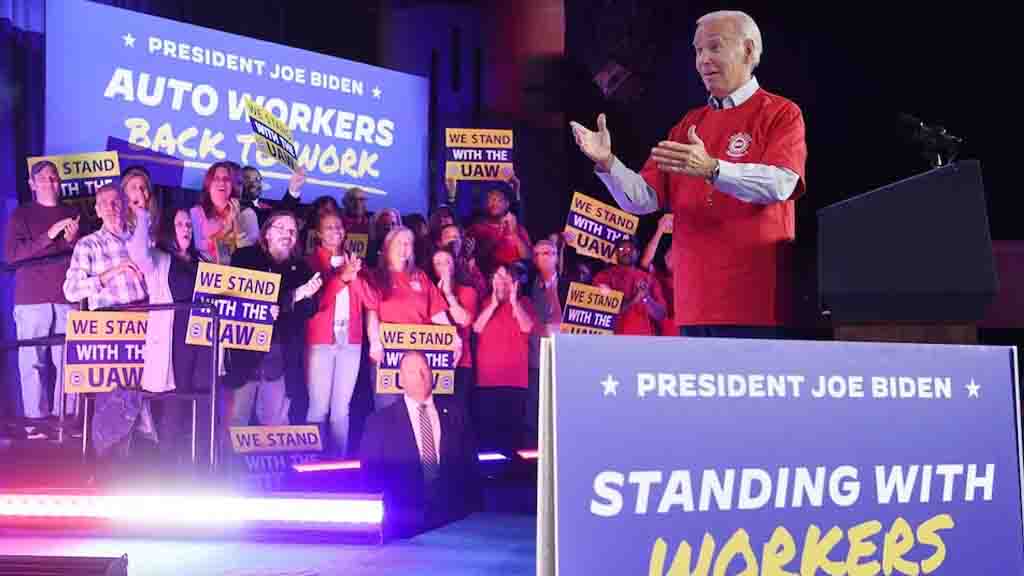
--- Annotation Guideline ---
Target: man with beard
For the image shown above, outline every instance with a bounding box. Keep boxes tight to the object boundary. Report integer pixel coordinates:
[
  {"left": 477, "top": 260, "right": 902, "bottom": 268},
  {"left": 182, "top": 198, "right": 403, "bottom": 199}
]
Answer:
[{"left": 466, "top": 187, "right": 531, "bottom": 276}]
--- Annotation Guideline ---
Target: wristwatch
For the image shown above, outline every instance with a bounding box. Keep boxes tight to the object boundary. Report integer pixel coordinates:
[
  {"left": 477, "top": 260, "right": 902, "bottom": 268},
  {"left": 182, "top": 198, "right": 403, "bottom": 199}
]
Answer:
[{"left": 707, "top": 160, "right": 720, "bottom": 183}]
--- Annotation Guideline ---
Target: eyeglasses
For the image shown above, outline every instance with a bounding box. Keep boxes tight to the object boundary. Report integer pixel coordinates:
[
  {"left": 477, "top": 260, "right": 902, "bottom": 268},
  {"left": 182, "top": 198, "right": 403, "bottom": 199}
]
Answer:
[{"left": 270, "top": 225, "right": 298, "bottom": 237}]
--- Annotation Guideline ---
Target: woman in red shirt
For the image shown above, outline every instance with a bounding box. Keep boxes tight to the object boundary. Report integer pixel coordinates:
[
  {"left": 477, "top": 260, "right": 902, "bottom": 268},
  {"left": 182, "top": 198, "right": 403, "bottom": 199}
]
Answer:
[
  {"left": 366, "top": 226, "right": 461, "bottom": 409},
  {"left": 472, "top": 265, "right": 534, "bottom": 453},
  {"left": 428, "top": 246, "right": 478, "bottom": 409},
  {"left": 306, "top": 211, "right": 372, "bottom": 456}
]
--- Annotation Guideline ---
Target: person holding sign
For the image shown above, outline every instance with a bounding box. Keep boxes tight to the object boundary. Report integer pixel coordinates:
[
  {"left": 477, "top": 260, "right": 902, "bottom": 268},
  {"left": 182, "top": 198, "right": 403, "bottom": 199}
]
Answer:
[
  {"left": 466, "top": 186, "right": 531, "bottom": 276},
  {"left": 305, "top": 211, "right": 373, "bottom": 457},
  {"left": 366, "top": 226, "right": 461, "bottom": 410},
  {"left": 472, "top": 265, "right": 535, "bottom": 452},
  {"left": 360, "top": 351, "right": 481, "bottom": 540},
  {"left": 190, "top": 162, "right": 246, "bottom": 265},
  {"left": 223, "top": 212, "right": 323, "bottom": 427},
  {"left": 639, "top": 214, "right": 678, "bottom": 336},
  {"left": 63, "top": 184, "right": 152, "bottom": 459},
  {"left": 570, "top": 10, "right": 807, "bottom": 338},
  {"left": 238, "top": 166, "right": 305, "bottom": 243},
  {"left": 6, "top": 160, "right": 82, "bottom": 421},
  {"left": 63, "top": 184, "right": 147, "bottom": 311},
  {"left": 593, "top": 238, "right": 667, "bottom": 336}
]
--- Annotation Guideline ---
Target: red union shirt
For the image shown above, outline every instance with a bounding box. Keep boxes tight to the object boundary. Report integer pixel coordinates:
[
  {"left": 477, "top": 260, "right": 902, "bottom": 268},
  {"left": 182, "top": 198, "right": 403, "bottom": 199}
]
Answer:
[{"left": 639, "top": 88, "right": 807, "bottom": 326}]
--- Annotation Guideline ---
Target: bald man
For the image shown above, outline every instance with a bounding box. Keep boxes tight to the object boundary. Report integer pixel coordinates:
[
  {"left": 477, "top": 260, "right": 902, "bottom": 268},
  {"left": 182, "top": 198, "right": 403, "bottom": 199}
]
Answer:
[{"left": 360, "top": 351, "right": 481, "bottom": 539}]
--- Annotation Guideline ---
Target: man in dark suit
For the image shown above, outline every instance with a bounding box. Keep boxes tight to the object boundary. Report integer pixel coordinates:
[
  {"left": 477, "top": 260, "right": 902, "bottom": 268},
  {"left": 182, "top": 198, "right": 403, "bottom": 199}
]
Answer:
[{"left": 360, "top": 351, "right": 481, "bottom": 540}]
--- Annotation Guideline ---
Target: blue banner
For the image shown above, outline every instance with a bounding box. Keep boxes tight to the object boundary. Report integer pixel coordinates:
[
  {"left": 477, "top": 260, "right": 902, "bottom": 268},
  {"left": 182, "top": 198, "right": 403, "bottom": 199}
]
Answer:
[
  {"left": 46, "top": 0, "right": 429, "bottom": 215},
  {"left": 552, "top": 335, "right": 1023, "bottom": 574}
]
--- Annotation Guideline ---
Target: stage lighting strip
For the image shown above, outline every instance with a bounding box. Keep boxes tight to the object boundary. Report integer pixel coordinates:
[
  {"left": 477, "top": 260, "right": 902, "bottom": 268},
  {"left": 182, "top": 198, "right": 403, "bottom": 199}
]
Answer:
[
  {"left": 0, "top": 494, "right": 383, "bottom": 525},
  {"left": 294, "top": 450, "right": 539, "bottom": 473}
]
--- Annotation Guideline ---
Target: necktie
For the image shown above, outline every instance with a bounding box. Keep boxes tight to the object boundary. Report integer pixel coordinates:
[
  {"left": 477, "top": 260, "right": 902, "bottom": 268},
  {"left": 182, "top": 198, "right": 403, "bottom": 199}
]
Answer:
[{"left": 419, "top": 403, "right": 439, "bottom": 483}]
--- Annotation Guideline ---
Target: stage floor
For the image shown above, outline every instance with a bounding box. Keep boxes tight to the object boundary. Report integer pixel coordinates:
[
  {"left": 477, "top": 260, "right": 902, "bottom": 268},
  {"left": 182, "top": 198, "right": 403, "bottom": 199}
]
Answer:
[{"left": 0, "top": 512, "right": 536, "bottom": 575}]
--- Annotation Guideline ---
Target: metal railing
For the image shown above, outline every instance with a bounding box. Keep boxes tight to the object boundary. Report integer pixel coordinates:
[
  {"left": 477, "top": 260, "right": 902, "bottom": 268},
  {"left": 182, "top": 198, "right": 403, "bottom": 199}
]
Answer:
[{"left": 2, "top": 299, "right": 226, "bottom": 472}]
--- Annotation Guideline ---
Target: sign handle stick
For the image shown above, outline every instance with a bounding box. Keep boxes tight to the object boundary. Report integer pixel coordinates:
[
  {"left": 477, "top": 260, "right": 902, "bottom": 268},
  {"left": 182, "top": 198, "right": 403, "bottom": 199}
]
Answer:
[{"left": 209, "top": 312, "right": 220, "bottom": 473}]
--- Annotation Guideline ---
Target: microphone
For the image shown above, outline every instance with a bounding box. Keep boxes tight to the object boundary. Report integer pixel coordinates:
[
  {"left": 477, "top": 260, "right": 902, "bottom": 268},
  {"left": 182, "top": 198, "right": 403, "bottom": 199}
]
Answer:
[{"left": 899, "top": 113, "right": 963, "bottom": 145}]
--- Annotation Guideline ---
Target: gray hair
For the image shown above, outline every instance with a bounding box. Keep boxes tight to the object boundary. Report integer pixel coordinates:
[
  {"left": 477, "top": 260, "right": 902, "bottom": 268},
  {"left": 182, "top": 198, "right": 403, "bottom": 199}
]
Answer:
[{"left": 697, "top": 10, "right": 763, "bottom": 70}]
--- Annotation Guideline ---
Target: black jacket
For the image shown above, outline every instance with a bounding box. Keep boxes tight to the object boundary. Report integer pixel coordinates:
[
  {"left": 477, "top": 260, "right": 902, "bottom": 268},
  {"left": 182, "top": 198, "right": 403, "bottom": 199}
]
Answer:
[
  {"left": 222, "top": 245, "right": 316, "bottom": 403},
  {"left": 360, "top": 396, "right": 481, "bottom": 539}
]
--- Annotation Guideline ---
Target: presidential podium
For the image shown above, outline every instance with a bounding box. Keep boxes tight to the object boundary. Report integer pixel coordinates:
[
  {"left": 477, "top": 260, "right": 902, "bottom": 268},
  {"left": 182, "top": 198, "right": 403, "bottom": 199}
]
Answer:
[{"left": 817, "top": 160, "right": 998, "bottom": 343}]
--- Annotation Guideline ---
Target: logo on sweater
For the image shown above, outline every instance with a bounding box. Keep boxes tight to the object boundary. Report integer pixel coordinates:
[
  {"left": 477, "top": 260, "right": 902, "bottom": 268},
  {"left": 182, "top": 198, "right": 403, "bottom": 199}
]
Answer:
[{"left": 726, "top": 132, "right": 752, "bottom": 158}]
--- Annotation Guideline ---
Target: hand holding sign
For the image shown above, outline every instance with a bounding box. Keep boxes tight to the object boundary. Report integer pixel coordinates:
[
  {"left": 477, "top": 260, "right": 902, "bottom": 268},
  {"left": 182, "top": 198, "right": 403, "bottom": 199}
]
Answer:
[
  {"left": 502, "top": 212, "right": 519, "bottom": 237},
  {"left": 287, "top": 167, "right": 306, "bottom": 197}
]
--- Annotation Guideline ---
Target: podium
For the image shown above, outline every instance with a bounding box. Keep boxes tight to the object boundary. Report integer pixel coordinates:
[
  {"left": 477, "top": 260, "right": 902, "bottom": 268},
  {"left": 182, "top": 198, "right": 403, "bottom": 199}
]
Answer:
[{"left": 817, "top": 160, "right": 998, "bottom": 343}]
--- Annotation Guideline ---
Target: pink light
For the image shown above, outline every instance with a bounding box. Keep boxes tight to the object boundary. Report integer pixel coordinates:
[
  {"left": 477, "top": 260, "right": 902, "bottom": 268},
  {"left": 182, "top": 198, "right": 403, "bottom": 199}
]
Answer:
[
  {"left": 0, "top": 493, "right": 382, "bottom": 527},
  {"left": 518, "top": 449, "right": 539, "bottom": 460},
  {"left": 477, "top": 452, "right": 508, "bottom": 462}
]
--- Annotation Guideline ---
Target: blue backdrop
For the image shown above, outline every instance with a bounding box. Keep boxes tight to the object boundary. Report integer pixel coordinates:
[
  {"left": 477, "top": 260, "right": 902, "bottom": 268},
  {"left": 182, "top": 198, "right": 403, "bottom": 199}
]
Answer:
[
  {"left": 553, "top": 334, "right": 1024, "bottom": 574},
  {"left": 45, "top": 0, "right": 429, "bottom": 215}
]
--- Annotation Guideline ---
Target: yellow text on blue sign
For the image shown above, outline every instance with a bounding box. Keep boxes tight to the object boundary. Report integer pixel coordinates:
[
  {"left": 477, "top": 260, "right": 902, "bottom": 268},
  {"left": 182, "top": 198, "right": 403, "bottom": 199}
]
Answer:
[
  {"left": 27, "top": 151, "right": 121, "bottom": 198},
  {"left": 230, "top": 425, "right": 323, "bottom": 454},
  {"left": 185, "top": 262, "right": 281, "bottom": 352},
  {"left": 63, "top": 311, "right": 148, "bottom": 393},
  {"left": 560, "top": 282, "right": 623, "bottom": 335},
  {"left": 376, "top": 323, "right": 458, "bottom": 395},
  {"left": 564, "top": 192, "right": 639, "bottom": 264}
]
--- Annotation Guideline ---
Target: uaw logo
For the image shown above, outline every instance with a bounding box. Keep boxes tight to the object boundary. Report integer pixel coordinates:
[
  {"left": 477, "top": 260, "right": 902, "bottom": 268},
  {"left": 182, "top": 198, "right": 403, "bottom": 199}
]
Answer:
[
  {"left": 726, "top": 132, "right": 752, "bottom": 158},
  {"left": 439, "top": 374, "right": 453, "bottom": 392},
  {"left": 256, "top": 330, "right": 268, "bottom": 347},
  {"left": 189, "top": 322, "right": 203, "bottom": 339}
]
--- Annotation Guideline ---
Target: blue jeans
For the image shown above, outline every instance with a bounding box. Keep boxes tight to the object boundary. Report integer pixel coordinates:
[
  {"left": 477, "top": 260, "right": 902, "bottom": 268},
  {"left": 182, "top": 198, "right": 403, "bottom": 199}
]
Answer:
[
  {"left": 307, "top": 342, "right": 362, "bottom": 457},
  {"left": 14, "top": 303, "right": 76, "bottom": 418}
]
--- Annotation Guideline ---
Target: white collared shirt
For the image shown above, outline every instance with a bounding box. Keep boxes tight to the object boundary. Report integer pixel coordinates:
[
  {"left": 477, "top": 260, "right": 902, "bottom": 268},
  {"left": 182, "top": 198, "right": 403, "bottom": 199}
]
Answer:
[
  {"left": 404, "top": 393, "right": 441, "bottom": 465},
  {"left": 596, "top": 75, "right": 801, "bottom": 209}
]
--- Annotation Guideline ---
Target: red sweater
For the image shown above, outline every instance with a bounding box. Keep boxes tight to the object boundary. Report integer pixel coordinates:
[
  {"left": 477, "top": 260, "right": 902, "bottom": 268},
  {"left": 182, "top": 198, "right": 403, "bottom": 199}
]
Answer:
[
  {"left": 306, "top": 247, "right": 373, "bottom": 345},
  {"left": 640, "top": 88, "right": 807, "bottom": 326},
  {"left": 4, "top": 202, "right": 79, "bottom": 305}
]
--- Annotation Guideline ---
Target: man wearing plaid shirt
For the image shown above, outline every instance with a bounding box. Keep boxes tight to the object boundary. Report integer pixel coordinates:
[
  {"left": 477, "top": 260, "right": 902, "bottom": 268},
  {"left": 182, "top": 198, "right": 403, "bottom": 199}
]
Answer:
[{"left": 62, "top": 184, "right": 147, "bottom": 310}]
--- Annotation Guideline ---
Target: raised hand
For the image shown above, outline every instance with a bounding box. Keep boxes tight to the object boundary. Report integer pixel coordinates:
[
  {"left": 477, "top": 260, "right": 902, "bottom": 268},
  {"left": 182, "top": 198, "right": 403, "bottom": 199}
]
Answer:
[{"left": 569, "top": 113, "right": 613, "bottom": 171}]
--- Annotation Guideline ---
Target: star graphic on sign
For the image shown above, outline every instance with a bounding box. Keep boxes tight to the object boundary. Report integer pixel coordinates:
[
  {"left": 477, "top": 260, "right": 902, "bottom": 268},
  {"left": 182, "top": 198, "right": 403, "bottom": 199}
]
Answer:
[
  {"left": 601, "top": 374, "right": 620, "bottom": 397},
  {"left": 122, "top": 33, "right": 136, "bottom": 48},
  {"left": 372, "top": 86, "right": 382, "bottom": 100},
  {"left": 966, "top": 379, "right": 981, "bottom": 398}
]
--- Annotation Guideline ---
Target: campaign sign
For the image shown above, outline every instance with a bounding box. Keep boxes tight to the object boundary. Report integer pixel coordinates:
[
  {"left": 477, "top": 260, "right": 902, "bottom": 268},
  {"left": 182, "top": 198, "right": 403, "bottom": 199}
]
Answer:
[
  {"left": 63, "top": 311, "right": 147, "bottom": 393},
  {"left": 445, "top": 128, "right": 514, "bottom": 181},
  {"left": 245, "top": 97, "right": 298, "bottom": 171},
  {"left": 230, "top": 425, "right": 323, "bottom": 491},
  {"left": 27, "top": 152, "right": 121, "bottom": 199},
  {"left": 560, "top": 282, "right": 622, "bottom": 335},
  {"left": 541, "top": 335, "right": 1024, "bottom": 575},
  {"left": 344, "top": 233, "right": 369, "bottom": 258},
  {"left": 46, "top": 0, "right": 429, "bottom": 214},
  {"left": 376, "top": 323, "right": 457, "bottom": 395},
  {"left": 564, "top": 192, "right": 639, "bottom": 263},
  {"left": 186, "top": 263, "right": 280, "bottom": 352}
]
